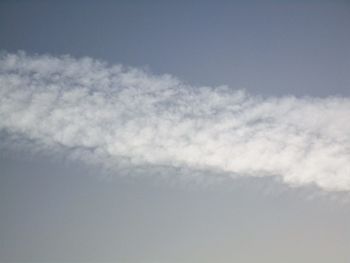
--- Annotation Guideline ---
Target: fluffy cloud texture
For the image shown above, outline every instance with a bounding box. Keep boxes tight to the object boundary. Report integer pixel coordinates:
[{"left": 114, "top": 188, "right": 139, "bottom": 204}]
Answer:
[{"left": 0, "top": 52, "right": 350, "bottom": 192}]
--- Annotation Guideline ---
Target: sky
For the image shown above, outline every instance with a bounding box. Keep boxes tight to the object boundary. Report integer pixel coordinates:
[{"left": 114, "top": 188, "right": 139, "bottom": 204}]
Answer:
[{"left": 0, "top": 1, "right": 350, "bottom": 263}]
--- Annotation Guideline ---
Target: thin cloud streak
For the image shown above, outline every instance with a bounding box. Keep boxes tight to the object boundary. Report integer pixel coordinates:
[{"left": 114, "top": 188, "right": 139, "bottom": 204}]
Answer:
[{"left": 1, "top": 52, "right": 350, "bottom": 192}]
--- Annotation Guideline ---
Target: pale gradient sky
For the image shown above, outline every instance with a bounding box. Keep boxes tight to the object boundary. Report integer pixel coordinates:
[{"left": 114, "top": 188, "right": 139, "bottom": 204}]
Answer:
[{"left": 0, "top": 1, "right": 350, "bottom": 263}]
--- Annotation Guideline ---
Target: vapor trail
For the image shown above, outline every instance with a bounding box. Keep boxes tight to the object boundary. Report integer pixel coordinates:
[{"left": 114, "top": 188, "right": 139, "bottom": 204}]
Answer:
[{"left": 1, "top": 52, "right": 350, "bottom": 191}]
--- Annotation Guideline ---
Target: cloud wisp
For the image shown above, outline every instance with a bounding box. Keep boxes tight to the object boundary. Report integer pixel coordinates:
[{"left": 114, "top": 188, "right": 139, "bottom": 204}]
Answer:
[{"left": 0, "top": 52, "right": 350, "bottom": 192}]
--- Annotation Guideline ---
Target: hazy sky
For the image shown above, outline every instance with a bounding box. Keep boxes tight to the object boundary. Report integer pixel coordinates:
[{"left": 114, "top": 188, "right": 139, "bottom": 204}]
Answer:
[{"left": 1, "top": 1, "right": 350, "bottom": 263}]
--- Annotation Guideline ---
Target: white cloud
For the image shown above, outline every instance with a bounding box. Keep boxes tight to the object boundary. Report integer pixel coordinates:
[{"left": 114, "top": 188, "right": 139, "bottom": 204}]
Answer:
[{"left": 1, "top": 52, "right": 350, "bottom": 192}]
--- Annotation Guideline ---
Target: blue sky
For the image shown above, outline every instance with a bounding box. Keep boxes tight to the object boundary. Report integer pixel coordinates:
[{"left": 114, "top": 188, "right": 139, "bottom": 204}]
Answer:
[
  {"left": 1, "top": 0, "right": 349, "bottom": 96},
  {"left": 1, "top": 1, "right": 350, "bottom": 263}
]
